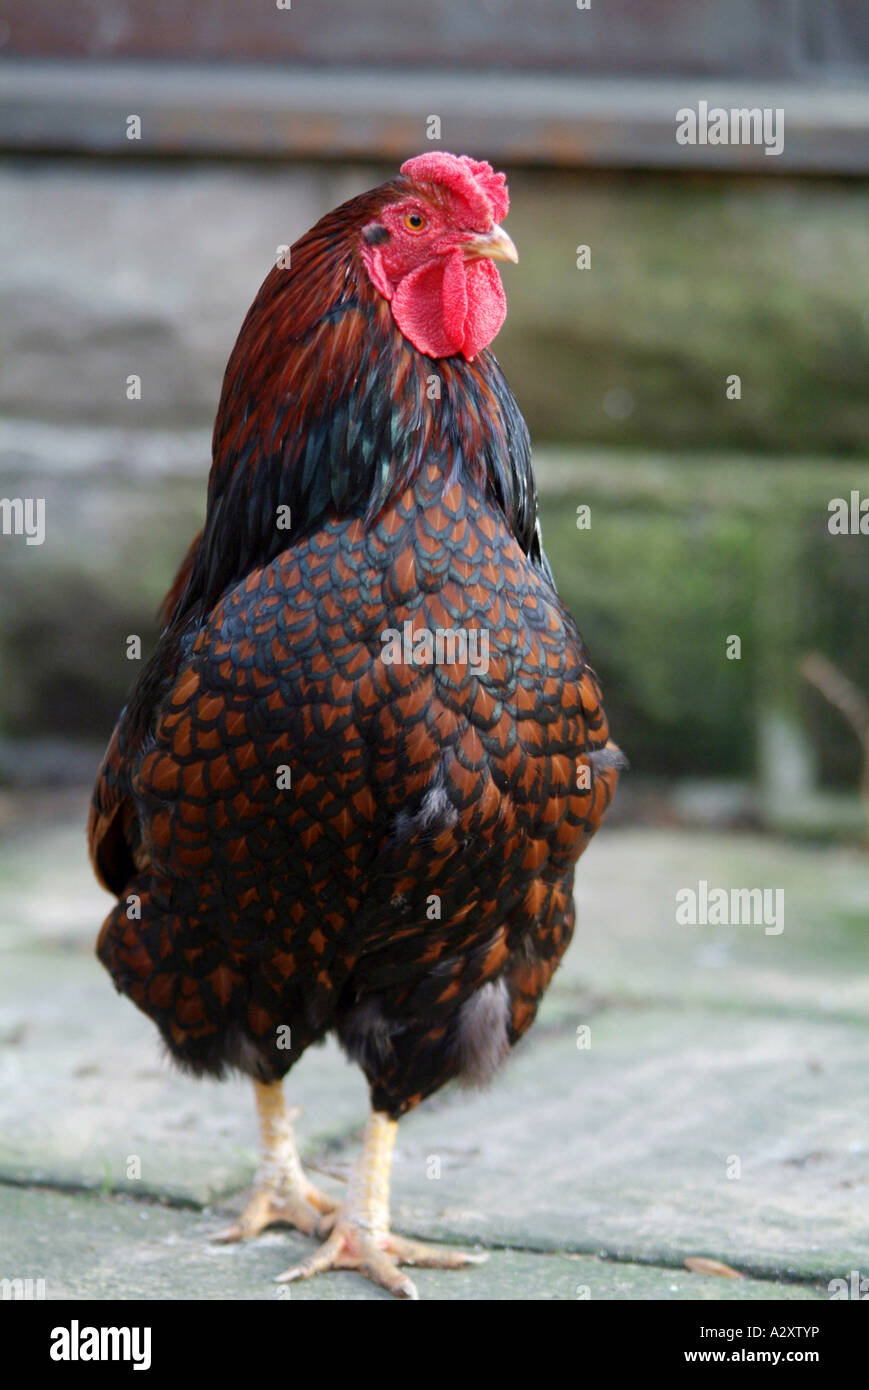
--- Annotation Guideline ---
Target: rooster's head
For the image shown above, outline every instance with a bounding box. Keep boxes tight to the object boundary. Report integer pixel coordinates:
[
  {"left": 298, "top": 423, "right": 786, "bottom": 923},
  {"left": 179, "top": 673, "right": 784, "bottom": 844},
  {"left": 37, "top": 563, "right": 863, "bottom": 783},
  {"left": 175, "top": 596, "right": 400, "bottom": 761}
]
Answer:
[{"left": 360, "top": 152, "right": 517, "bottom": 362}]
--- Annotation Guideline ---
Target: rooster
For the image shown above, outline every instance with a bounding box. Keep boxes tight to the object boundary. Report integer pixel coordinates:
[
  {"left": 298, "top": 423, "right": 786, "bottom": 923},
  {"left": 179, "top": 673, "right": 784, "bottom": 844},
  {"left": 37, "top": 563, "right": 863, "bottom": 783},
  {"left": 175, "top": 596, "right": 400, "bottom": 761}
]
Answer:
[{"left": 89, "top": 153, "right": 624, "bottom": 1299}]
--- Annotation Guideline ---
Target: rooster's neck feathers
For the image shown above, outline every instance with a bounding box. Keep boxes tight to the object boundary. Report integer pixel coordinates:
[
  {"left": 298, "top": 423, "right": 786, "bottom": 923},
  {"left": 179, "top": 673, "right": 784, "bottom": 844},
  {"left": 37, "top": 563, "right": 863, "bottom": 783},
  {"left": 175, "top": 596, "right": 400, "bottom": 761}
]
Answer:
[{"left": 168, "top": 184, "right": 544, "bottom": 632}]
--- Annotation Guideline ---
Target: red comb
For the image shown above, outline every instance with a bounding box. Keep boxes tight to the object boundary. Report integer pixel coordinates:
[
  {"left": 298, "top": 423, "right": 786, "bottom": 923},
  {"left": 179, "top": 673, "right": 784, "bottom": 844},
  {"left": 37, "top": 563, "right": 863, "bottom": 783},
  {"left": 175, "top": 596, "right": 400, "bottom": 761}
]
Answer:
[{"left": 400, "top": 152, "right": 509, "bottom": 226}]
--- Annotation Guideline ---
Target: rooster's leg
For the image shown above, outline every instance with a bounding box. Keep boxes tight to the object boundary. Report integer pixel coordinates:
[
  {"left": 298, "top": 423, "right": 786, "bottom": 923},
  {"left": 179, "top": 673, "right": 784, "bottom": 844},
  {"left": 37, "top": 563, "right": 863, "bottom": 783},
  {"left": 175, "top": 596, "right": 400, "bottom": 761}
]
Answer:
[
  {"left": 274, "top": 1110, "right": 487, "bottom": 1298},
  {"left": 213, "top": 1079, "right": 338, "bottom": 1242}
]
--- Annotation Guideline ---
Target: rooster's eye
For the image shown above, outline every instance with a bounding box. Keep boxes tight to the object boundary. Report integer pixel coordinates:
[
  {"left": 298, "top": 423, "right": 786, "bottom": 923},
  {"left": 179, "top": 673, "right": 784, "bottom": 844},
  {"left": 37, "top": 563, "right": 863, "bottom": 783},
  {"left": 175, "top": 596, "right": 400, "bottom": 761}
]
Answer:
[{"left": 403, "top": 211, "right": 427, "bottom": 232}]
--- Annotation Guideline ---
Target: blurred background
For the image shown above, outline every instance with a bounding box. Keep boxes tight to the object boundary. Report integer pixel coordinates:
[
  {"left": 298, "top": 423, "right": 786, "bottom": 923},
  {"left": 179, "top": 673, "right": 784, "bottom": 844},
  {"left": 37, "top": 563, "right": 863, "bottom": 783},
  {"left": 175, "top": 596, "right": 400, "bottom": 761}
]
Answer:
[
  {"left": 1, "top": 0, "right": 868, "bottom": 837},
  {"left": 1, "top": 1, "right": 868, "bottom": 1302}
]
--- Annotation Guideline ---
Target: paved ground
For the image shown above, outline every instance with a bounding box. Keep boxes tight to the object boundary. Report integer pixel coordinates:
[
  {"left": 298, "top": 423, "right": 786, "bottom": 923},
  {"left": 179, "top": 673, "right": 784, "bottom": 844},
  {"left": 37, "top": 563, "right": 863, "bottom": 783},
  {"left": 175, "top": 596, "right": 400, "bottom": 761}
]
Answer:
[{"left": 1, "top": 789, "right": 866, "bottom": 1300}]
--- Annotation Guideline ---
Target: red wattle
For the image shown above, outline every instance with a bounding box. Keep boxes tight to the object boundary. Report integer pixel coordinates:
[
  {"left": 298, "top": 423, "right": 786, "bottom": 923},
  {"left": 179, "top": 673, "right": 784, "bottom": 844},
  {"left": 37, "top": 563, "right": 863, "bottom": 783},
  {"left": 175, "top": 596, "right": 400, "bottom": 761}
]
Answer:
[{"left": 390, "top": 250, "right": 505, "bottom": 361}]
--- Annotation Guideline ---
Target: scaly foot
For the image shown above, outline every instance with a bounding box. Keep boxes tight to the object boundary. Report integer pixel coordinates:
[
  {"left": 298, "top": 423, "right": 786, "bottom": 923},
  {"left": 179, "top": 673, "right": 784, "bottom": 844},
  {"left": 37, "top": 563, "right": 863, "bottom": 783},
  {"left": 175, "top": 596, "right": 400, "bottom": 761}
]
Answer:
[{"left": 274, "top": 1215, "right": 487, "bottom": 1299}]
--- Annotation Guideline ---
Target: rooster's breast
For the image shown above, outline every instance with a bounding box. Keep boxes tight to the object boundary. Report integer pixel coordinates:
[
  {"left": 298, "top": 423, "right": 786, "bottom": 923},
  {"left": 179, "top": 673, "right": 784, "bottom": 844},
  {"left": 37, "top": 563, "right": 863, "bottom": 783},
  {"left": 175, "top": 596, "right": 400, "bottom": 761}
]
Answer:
[{"left": 111, "top": 464, "right": 618, "bottom": 1099}]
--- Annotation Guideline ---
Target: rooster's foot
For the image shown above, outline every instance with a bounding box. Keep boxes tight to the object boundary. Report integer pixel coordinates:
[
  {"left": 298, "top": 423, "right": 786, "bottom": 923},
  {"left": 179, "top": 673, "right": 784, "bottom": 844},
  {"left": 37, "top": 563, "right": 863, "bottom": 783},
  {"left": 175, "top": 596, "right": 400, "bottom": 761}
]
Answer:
[
  {"left": 275, "top": 1217, "right": 486, "bottom": 1299},
  {"left": 214, "top": 1179, "right": 337, "bottom": 1242},
  {"left": 274, "top": 1110, "right": 486, "bottom": 1298}
]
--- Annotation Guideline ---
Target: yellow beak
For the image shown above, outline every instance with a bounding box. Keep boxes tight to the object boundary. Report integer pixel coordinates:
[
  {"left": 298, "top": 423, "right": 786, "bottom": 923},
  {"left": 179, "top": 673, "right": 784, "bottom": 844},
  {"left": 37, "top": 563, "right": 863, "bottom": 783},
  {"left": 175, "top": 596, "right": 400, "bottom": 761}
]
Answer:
[{"left": 463, "top": 224, "right": 519, "bottom": 265}]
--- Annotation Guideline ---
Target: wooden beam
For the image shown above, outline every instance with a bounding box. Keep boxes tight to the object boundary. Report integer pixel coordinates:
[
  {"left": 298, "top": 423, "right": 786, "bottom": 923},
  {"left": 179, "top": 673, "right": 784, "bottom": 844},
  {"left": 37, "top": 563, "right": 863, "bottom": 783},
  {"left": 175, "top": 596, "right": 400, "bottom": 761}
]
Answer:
[{"left": 2, "top": 61, "right": 869, "bottom": 172}]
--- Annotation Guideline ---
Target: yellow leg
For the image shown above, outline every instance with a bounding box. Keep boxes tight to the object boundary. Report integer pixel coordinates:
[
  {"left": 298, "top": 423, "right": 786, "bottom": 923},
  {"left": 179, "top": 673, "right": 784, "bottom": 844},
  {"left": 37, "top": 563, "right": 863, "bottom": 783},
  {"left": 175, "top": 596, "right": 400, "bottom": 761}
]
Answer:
[
  {"left": 274, "top": 1110, "right": 487, "bottom": 1299},
  {"left": 213, "top": 1080, "right": 338, "bottom": 1242}
]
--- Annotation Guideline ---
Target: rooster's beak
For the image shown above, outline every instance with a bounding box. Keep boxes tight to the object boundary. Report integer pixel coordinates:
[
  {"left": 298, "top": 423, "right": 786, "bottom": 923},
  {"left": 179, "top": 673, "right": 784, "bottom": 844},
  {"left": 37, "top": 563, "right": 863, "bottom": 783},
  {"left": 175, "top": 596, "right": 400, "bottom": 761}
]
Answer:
[{"left": 463, "top": 225, "right": 519, "bottom": 265}]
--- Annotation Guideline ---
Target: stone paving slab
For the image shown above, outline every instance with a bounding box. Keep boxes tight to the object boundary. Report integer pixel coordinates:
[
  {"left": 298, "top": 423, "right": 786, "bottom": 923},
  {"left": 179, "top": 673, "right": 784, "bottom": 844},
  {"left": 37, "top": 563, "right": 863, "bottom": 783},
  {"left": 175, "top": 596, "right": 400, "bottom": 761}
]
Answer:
[
  {"left": 0, "top": 1187, "right": 826, "bottom": 1302},
  {"left": 4, "top": 943, "right": 866, "bottom": 1266},
  {"left": 383, "top": 1007, "right": 868, "bottom": 1283},
  {"left": 5, "top": 973, "right": 856, "bottom": 1281}
]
